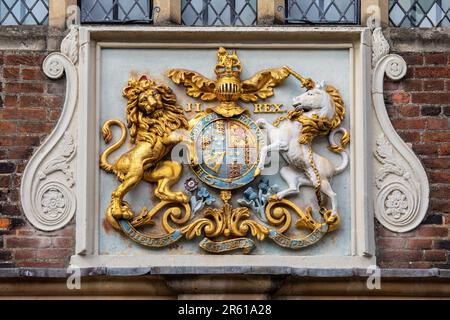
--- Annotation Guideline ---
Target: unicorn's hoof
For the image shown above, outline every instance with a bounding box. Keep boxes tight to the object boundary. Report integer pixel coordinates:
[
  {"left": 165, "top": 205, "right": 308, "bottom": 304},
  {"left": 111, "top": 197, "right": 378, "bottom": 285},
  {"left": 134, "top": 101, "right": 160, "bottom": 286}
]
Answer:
[{"left": 254, "top": 168, "right": 261, "bottom": 177}]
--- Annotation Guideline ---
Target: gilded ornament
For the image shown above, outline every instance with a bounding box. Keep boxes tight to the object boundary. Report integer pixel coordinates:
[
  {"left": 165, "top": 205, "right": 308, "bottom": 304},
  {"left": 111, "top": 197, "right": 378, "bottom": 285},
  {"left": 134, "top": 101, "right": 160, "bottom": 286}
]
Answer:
[{"left": 100, "top": 48, "right": 348, "bottom": 253}]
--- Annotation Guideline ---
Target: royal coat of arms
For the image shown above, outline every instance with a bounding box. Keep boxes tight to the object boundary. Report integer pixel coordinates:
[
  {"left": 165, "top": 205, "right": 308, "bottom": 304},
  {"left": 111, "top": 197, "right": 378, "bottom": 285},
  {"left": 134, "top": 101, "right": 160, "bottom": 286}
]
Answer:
[{"left": 99, "top": 47, "right": 350, "bottom": 254}]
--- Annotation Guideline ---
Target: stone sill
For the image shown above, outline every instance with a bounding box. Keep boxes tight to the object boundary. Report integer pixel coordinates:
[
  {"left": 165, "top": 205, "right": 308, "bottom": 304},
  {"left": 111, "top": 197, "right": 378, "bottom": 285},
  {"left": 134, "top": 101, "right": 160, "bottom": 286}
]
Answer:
[
  {"left": 0, "top": 25, "right": 65, "bottom": 51},
  {"left": 0, "top": 267, "right": 449, "bottom": 278}
]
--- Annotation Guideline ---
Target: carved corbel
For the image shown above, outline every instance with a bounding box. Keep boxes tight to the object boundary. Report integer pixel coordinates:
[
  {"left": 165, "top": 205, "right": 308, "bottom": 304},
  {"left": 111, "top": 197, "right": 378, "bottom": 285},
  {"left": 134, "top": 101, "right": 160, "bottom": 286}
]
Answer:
[
  {"left": 371, "top": 27, "right": 429, "bottom": 232},
  {"left": 21, "top": 26, "right": 79, "bottom": 231}
]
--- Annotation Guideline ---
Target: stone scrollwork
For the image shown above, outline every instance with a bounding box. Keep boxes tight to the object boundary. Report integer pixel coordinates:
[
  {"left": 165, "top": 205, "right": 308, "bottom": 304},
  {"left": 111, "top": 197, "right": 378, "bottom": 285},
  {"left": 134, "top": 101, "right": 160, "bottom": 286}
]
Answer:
[
  {"left": 372, "top": 30, "right": 429, "bottom": 233},
  {"left": 21, "top": 27, "right": 79, "bottom": 231},
  {"left": 371, "top": 27, "right": 390, "bottom": 68},
  {"left": 374, "top": 134, "right": 421, "bottom": 232}
]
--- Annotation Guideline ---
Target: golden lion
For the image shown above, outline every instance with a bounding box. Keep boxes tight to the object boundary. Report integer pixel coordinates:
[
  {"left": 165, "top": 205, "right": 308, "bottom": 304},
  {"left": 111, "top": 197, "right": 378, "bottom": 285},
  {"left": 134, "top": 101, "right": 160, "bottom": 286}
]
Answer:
[{"left": 100, "top": 75, "right": 189, "bottom": 229}]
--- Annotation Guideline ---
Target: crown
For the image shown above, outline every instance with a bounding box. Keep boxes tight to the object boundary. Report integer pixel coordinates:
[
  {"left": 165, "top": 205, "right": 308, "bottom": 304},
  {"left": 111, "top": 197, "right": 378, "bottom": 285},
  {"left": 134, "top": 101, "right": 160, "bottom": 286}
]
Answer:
[{"left": 214, "top": 47, "right": 242, "bottom": 78}]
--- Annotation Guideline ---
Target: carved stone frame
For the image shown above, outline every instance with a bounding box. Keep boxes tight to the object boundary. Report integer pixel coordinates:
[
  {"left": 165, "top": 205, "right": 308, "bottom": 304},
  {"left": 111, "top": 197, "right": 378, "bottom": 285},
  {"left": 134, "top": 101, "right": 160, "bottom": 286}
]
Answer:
[{"left": 20, "top": 26, "right": 429, "bottom": 269}]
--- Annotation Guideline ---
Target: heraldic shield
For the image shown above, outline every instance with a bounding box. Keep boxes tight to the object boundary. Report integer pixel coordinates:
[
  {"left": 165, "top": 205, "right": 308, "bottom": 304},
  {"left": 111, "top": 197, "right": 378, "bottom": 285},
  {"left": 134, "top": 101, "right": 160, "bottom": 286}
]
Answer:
[{"left": 99, "top": 47, "right": 349, "bottom": 254}]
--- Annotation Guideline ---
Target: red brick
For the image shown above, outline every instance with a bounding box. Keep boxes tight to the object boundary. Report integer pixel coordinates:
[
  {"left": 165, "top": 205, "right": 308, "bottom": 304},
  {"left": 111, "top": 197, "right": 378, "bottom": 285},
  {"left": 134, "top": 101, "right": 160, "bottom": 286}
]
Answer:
[
  {"left": 431, "top": 186, "right": 450, "bottom": 200},
  {"left": 21, "top": 68, "right": 45, "bottom": 81},
  {"left": 0, "top": 121, "right": 17, "bottom": 134},
  {"left": 0, "top": 136, "right": 40, "bottom": 147},
  {"left": 0, "top": 218, "right": 10, "bottom": 230},
  {"left": 0, "top": 176, "right": 10, "bottom": 188},
  {"left": 398, "top": 131, "right": 421, "bottom": 143},
  {"left": 36, "top": 249, "right": 73, "bottom": 259},
  {"left": 407, "top": 239, "right": 432, "bottom": 249},
  {"left": 404, "top": 54, "right": 424, "bottom": 65},
  {"left": 388, "top": 91, "right": 411, "bottom": 104},
  {"left": 399, "top": 105, "right": 420, "bottom": 117},
  {"left": 386, "top": 80, "right": 422, "bottom": 91},
  {"left": 4, "top": 54, "right": 43, "bottom": 66},
  {"left": 14, "top": 249, "right": 36, "bottom": 260},
  {"left": 415, "top": 67, "right": 450, "bottom": 78},
  {"left": 429, "top": 171, "right": 450, "bottom": 183},
  {"left": 423, "top": 80, "right": 445, "bottom": 91},
  {"left": 423, "top": 158, "right": 450, "bottom": 169},
  {"left": 5, "top": 237, "right": 51, "bottom": 248},
  {"left": 52, "top": 237, "right": 75, "bottom": 248},
  {"left": 7, "top": 147, "right": 34, "bottom": 160},
  {"left": 423, "top": 250, "right": 447, "bottom": 261},
  {"left": 430, "top": 201, "right": 450, "bottom": 213},
  {"left": 17, "top": 122, "right": 54, "bottom": 134},
  {"left": 2, "top": 95, "right": 18, "bottom": 108},
  {"left": 438, "top": 144, "right": 450, "bottom": 156},
  {"left": 409, "top": 262, "right": 433, "bottom": 268},
  {"left": 413, "top": 144, "right": 438, "bottom": 155},
  {"left": 425, "top": 53, "right": 448, "bottom": 65},
  {"left": 423, "top": 131, "right": 450, "bottom": 142},
  {"left": 0, "top": 108, "right": 46, "bottom": 121},
  {"left": 18, "top": 95, "right": 45, "bottom": 108},
  {"left": 378, "top": 250, "right": 422, "bottom": 262},
  {"left": 52, "top": 224, "right": 75, "bottom": 237},
  {"left": 412, "top": 92, "right": 450, "bottom": 104},
  {"left": 426, "top": 118, "right": 448, "bottom": 130},
  {"left": 4, "top": 82, "right": 45, "bottom": 94},
  {"left": 0, "top": 162, "right": 15, "bottom": 174},
  {"left": 46, "top": 83, "right": 65, "bottom": 95},
  {"left": 392, "top": 119, "right": 425, "bottom": 130},
  {"left": 48, "top": 109, "right": 61, "bottom": 121},
  {"left": 416, "top": 225, "right": 449, "bottom": 237},
  {"left": 3, "top": 67, "right": 20, "bottom": 80},
  {"left": 377, "top": 238, "right": 405, "bottom": 249},
  {"left": 444, "top": 215, "right": 450, "bottom": 224},
  {"left": 421, "top": 106, "right": 442, "bottom": 116}
]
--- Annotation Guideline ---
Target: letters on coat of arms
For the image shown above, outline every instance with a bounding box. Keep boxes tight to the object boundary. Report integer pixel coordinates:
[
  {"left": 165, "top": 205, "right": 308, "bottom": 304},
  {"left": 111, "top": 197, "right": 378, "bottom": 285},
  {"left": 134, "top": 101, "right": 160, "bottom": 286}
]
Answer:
[{"left": 99, "top": 47, "right": 350, "bottom": 254}]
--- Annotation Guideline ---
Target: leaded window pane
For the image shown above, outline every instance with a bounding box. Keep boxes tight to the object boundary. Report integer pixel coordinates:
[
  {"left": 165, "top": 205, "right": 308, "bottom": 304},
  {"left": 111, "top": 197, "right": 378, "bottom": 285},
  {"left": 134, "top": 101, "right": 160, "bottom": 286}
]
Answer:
[
  {"left": 182, "top": 0, "right": 257, "bottom": 26},
  {"left": 0, "top": 0, "right": 48, "bottom": 25},
  {"left": 285, "top": 0, "right": 360, "bottom": 24}
]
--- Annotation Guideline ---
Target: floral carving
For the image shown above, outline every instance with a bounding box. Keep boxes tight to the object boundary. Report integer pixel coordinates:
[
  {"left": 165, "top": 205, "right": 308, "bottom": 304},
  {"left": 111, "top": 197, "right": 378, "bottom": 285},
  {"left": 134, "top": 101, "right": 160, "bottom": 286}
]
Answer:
[
  {"left": 385, "top": 190, "right": 408, "bottom": 220},
  {"left": 41, "top": 188, "right": 66, "bottom": 218}
]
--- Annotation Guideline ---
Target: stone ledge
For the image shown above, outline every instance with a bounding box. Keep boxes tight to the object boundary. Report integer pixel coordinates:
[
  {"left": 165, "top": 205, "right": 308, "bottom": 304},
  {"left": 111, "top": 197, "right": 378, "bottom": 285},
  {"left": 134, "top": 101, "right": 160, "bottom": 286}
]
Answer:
[
  {"left": 0, "top": 273, "right": 450, "bottom": 298},
  {"left": 0, "top": 25, "right": 64, "bottom": 51},
  {"left": 384, "top": 27, "right": 450, "bottom": 52},
  {"left": 0, "top": 267, "right": 449, "bottom": 278}
]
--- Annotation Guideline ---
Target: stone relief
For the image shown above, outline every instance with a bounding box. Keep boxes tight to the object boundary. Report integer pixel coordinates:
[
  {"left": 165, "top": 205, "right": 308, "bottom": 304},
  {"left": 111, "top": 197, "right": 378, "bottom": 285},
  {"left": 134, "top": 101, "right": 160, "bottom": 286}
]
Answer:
[
  {"left": 18, "top": 25, "right": 430, "bottom": 268},
  {"left": 20, "top": 27, "right": 79, "bottom": 231},
  {"left": 371, "top": 30, "right": 429, "bottom": 233}
]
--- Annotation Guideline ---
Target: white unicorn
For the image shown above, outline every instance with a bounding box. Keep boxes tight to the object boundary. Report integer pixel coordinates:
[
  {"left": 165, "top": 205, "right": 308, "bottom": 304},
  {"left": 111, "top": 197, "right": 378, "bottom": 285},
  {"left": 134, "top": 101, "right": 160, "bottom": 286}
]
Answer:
[{"left": 255, "top": 81, "right": 349, "bottom": 217}]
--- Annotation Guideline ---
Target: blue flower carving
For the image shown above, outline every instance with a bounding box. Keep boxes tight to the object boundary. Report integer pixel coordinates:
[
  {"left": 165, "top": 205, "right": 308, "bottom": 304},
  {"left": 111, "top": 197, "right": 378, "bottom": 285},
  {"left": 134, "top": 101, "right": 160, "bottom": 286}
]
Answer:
[
  {"left": 238, "top": 179, "right": 278, "bottom": 222},
  {"left": 188, "top": 185, "right": 217, "bottom": 215}
]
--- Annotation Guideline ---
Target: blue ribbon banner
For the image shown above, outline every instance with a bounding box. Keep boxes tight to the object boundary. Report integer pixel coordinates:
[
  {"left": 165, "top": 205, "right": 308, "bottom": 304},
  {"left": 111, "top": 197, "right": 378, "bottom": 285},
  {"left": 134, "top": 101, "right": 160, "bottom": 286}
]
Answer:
[{"left": 119, "top": 219, "right": 183, "bottom": 247}]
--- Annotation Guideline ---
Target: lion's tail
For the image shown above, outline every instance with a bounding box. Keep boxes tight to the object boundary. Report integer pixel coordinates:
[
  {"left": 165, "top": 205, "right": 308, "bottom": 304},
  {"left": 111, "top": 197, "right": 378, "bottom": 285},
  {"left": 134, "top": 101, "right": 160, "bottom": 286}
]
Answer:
[
  {"left": 100, "top": 119, "right": 127, "bottom": 174},
  {"left": 328, "top": 128, "right": 350, "bottom": 175}
]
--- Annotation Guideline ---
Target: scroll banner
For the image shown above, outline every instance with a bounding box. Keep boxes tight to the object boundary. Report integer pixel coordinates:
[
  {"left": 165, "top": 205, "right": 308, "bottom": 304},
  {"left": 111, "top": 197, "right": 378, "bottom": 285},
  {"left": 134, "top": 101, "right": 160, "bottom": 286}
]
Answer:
[
  {"left": 199, "top": 237, "right": 255, "bottom": 254},
  {"left": 119, "top": 219, "right": 183, "bottom": 247},
  {"left": 268, "top": 227, "right": 327, "bottom": 249}
]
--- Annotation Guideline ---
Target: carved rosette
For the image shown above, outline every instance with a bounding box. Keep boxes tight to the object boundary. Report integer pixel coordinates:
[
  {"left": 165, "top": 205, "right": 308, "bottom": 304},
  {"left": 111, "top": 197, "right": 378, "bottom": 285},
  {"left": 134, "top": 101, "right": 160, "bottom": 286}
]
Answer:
[
  {"left": 21, "top": 26, "right": 79, "bottom": 231},
  {"left": 372, "top": 30, "right": 429, "bottom": 233}
]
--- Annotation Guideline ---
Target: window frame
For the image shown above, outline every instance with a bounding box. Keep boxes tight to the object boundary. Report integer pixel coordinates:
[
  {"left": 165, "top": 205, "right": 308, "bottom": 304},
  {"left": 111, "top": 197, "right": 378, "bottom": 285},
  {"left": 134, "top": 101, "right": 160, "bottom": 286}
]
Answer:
[
  {"left": 0, "top": 0, "right": 49, "bottom": 26},
  {"left": 181, "top": 0, "right": 258, "bottom": 27},
  {"left": 78, "top": 0, "right": 154, "bottom": 25},
  {"left": 389, "top": 0, "right": 450, "bottom": 28},
  {"left": 284, "top": 0, "right": 361, "bottom": 26}
]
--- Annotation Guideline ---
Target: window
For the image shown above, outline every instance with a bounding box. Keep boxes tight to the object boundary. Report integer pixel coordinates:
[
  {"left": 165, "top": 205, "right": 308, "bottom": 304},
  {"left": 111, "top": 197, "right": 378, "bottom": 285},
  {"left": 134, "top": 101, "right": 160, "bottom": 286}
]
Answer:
[
  {"left": 0, "top": 0, "right": 48, "bottom": 25},
  {"left": 181, "top": 0, "right": 257, "bottom": 26},
  {"left": 389, "top": 0, "right": 450, "bottom": 27},
  {"left": 285, "top": 0, "right": 360, "bottom": 24},
  {"left": 80, "top": 0, "right": 153, "bottom": 24}
]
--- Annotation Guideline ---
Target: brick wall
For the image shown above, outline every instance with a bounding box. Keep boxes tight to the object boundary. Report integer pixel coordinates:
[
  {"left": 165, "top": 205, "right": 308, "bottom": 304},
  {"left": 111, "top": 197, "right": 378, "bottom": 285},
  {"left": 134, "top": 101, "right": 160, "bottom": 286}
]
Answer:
[
  {"left": 0, "top": 28, "right": 449, "bottom": 269},
  {"left": 378, "top": 52, "right": 450, "bottom": 269},
  {"left": 0, "top": 28, "right": 74, "bottom": 268}
]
